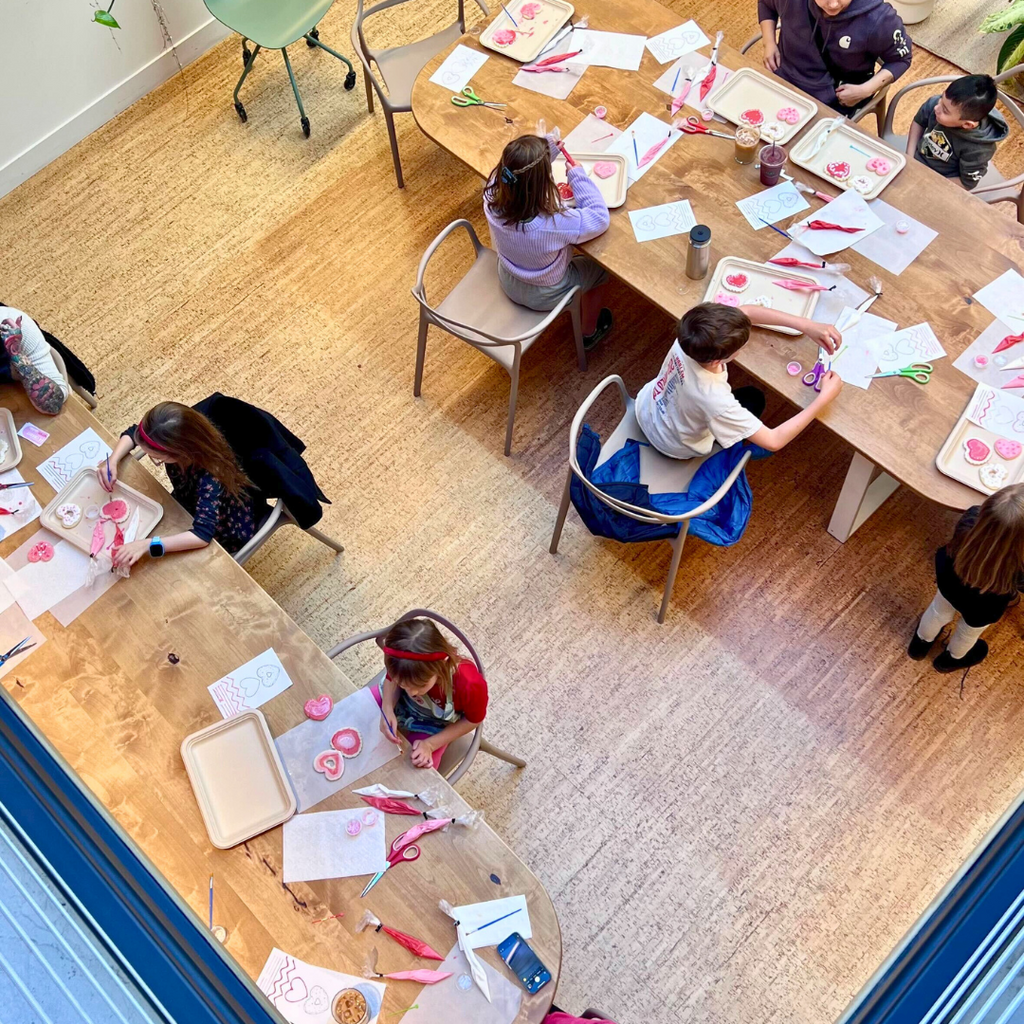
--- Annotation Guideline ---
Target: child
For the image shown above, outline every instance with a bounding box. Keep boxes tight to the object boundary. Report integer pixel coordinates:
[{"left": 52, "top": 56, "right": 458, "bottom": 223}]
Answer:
[
  {"left": 375, "top": 618, "right": 488, "bottom": 770},
  {"left": 484, "top": 134, "right": 613, "bottom": 349},
  {"left": 909, "top": 485, "right": 1024, "bottom": 672},
  {"left": 907, "top": 75, "right": 1008, "bottom": 191},
  {"left": 0, "top": 307, "right": 69, "bottom": 415},
  {"left": 97, "top": 402, "right": 262, "bottom": 565},
  {"left": 634, "top": 302, "right": 842, "bottom": 459}
]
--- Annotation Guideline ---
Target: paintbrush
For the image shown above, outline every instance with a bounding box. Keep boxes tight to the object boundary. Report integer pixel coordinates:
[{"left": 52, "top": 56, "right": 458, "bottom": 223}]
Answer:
[
  {"left": 758, "top": 217, "right": 793, "bottom": 241},
  {"left": 499, "top": 1, "right": 517, "bottom": 26}
]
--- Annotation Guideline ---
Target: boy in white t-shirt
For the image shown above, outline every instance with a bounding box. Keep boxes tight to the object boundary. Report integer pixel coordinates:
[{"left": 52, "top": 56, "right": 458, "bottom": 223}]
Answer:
[{"left": 635, "top": 302, "right": 842, "bottom": 458}]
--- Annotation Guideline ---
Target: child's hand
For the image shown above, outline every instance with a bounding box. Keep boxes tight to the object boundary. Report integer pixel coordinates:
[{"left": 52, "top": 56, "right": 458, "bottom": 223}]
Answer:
[
  {"left": 96, "top": 459, "right": 118, "bottom": 492},
  {"left": 805, "top": 321, "right": 842, "bottom": 355},
  {"left": 817, "top": 370, "right": 843, "bottom": 401},
  {"left": 410, "top": 739, "right": 435, "bottom": 769},
  {"left": 112, "top": 539, "right": 149, "bottom": 568},
  {"left": 763, "top": 40, "right": 780, "bottom": 73},
  {"left": 379, "top": 708, "right": 402, "bottom": 745}
]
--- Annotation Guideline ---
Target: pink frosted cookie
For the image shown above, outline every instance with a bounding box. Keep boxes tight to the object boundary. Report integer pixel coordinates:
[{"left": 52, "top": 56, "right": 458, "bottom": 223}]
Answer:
[
  {"left": 776, "top": 106, "right": 800, "bottom": 125},
  {"left": 866, "top": 156, "right": 891, "bottom": 175},
  {"left": 980, "top": 464, "right": 1008, "bottom": 491},
  {"left": 313, "top": 749, "right": 344, "bottom": 782},
  {"left": 304, "top": 694, "right": 334, "bottom": 720},
  {"left": 493, "top": 28, "right": 516, "bottom": 46},
  {"left": 826, "top": 161, "right": 851, "bottom": 182},
  {"left": 995, "top": 438, "right": 1022, "bottom": 461},
  {"left": 331, "top": 727, "right": 363, "bottom": 758},
  {"left": 713, "top": 292, "right": 740, "bottom": 306},
  {"left": 963, "top": 438, "right": 991, "bottom": 466},
  {"left": 722, "top": 272, "right": 749, "bottom": 293},
  {"left": 519, "top": 1, "right": 543, "bottom": 16},
  {"left": 593, "top": 161, "right": 617, "bottom": 179},
  {"left": 101, "top": 499, "right": 130, "bottom": 523},
  {"left": 28, "top": 541, "right": 54, "bottom": 563},
  {"left": 556, "top": 181, "right": 573, "bottom": 201},
  {"left": 740, "top": 109, "right": 764, "bottom": 127}
]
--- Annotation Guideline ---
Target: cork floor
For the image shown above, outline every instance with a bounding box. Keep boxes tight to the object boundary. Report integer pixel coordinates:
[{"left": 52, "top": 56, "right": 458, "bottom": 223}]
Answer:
[{"left": 2, "top": 2, "right": 1024, "bottom": 1022}]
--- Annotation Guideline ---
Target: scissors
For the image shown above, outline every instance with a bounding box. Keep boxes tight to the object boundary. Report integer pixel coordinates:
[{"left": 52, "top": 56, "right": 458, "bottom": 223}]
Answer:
[
  {"left": 451, "top": 87, "right": 506, "bottom": 109},
  {"left": 359, "top": 840, "right": 421, "bottom": 897},
  {"left": 0, "top": 637, "right": 36, "bottom": 666},
  {"left": 675, "top": 115, "right": 734, "bottom": 141},
  {"left": 869, "top": 362, "right": 933, "bottom": 384},
  {"left": 802, "top": 359, "right": 830, "bottom": 392}
]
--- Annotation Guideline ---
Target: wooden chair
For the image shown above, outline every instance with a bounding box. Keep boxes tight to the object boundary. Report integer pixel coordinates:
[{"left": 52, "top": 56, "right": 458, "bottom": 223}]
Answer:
[
  {"left": 740, "top": 31, "right": 889, "bottom": 134},
  {"left": 352, "top": 0, "right": 490, "bottom": 187},
  {"left": 881, "top": 66, "right": 1024, "bottom": 225},
  {"left": 550, "top": 376, "right": 751, "bottom": 624},
  {"left": 326, "top": 608, "right": 526, "bottom": 785},
  {"left": 47, "top": 346, "right": 98, "bottom": 411},
  {"left": 412, "top": 219, "right": 586, "bottom": 456},
  {"left": 233, "top": 498, "right": 343, "bottom": 565}
]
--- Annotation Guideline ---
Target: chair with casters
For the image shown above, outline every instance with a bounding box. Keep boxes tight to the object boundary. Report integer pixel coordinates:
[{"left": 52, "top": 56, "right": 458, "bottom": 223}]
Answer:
[
  {"left": 203, "top": 0, "right": 357, "bottom": 138},
  {"left": 352, "top": 0, "right": 490, "bottom": 188},
  {"left": 326, "top": 608, "right": 526, "bottom": 785},
  {"left": 233, "top": 497, "right": 343, "bottom": 565},
  {"left": 47, "top": 346, "right": 98, "bottom": 410},
  {"left": 549, "top": 375, "right": 752, "bottom": 624},
  {"left": 881, "top": 66, "right": 1024, "bottom": 225},
  {"left": 412, "top": 219, "right": 586, "bottom": 456},
  {"left": 740, "top": 30, "right": 890, "bottom": 133}
]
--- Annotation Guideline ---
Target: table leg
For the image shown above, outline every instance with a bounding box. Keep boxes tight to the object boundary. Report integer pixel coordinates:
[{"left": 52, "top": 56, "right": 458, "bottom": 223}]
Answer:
[{"left": 827, "top": 451, "right": 900, "bottom": 542}]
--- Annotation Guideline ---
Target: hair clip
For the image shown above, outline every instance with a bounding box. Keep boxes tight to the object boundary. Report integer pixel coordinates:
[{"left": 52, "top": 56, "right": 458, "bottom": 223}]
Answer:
[{"left": 501, "top": 166, "right": 517, "bottom": 186}]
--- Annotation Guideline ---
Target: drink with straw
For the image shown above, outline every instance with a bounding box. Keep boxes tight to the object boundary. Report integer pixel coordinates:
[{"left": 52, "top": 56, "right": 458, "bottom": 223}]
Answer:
[{"left": 759, "top": 140, "right": 787, "bottom": 186}]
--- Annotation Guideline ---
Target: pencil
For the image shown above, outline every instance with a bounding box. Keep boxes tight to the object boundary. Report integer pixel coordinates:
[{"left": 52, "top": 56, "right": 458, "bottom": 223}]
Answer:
[{"left": 208, "top": 875, "right": 214, "bottom": 930}]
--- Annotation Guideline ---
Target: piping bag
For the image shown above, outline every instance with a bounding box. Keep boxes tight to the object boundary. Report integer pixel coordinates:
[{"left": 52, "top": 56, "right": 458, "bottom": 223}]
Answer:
[
  {"left": 439, "top": 900, "right": 491, "bottom": 1002},
  {"left": 356, "top": 912, "right": 445, "bottom": 960},
  {"left": 352, "top": 783, "right": 440, "bottom": 806},
  {"left": 363, "top": 948, "right": 452, "bottom": 984}
]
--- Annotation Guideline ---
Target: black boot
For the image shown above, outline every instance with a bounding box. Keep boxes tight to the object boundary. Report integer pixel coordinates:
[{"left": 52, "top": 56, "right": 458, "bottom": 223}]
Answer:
[{"left": 934, "top": 639, "right": 989, "bottom": 673}]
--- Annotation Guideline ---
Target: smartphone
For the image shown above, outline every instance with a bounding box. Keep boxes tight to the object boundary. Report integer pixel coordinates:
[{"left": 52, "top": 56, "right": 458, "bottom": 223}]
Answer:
[{"left": 497, "top": 932, "right": 552, "bottom": 994}]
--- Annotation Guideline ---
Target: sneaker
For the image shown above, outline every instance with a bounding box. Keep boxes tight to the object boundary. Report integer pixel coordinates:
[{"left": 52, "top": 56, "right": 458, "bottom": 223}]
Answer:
[
  {"left": 583, "top": 308, "right": 613, "bottom": 351},
  {"left": 934, "top": 639, "right": 989, "bottom": 674},
  {"left": 907, "top": 627, "right": 936, "bottom": 660}
]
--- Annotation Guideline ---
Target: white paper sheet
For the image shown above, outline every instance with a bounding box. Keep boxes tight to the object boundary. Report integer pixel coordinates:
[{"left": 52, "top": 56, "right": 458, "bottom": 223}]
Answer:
[
  {"left": 645, "top": 20, "right": 709, "bottom": 63},
  {"left": 453, "top": 895, "right": 531, "bottom": 950},
  {"left": 652, "top": 51, "right": 734, "bottom": 118},
  {"left": 429, "top": 44, "right": 489, "bottom": 93},
  {"left": 789, "top": 189, "right": 884, "bottom": 256},
  {"left": 208, "top": 647, "right": 294, "bottom": 718},
  {"left": 282, "top": 807, "right": 386, "bottom": 883},
  {"left": 850, "top": 198, "right": 937, "bottom": 276},
  {"left": 401, "top": 944, "right": 521, "bottom": 1024},
  {"left": 973, "top": 269, "right": 1024, "bottom": 331},
  {"left": 628, "top": 200, "right": 696, "bottom": 242},
  {"left": 827, "top": 308, "right": 897, "bottom": 389},
  {"left": 274, "top": 687, "right": 401, "bottom": 812},
  {"left": 952, "top": 319, "right": 1024, "bottom": 389},
  {"left": 37, "top": 428, "right": 111, "bottom": 493},
  {"left": 0, "top": 603, "right": 46, "bottom": 679},
  {"left": 257, "top": 948, "right": 385, "bottom": 1024},
  {"left": 568, "top": 28, "right": 646, "bottom": 70},
  {"left": 562, "top": 113, "right": 622, "bottom": 153},
  {"left": 512, "top": 64, "right": 584, "bottom": 100},
  {"left": 7, "top": 538, "right": 92, "bottom": 621},
  {"left": 769, "top": 242, "right": 869, "bottom": 325},
  {"left": 736, "top": 181, "right": 810, "bottom": 230},
  {"left": 870, "top": 322, "right": 947, "bottom": 373},
  {"left": 966, "top": 383, "right": 1024, "bottom": 436},
  {"left": 0, "top": 560, "right": 18, "bottom": 616},
  {"left": 0, "top": 469, "right": 41, "bottom": 541},
  {"left": 604, "top": 112, "right": 682, "bottom": 184}
]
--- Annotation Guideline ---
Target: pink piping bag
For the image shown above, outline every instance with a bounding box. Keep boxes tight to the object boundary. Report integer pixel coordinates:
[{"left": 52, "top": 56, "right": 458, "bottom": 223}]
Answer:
[
  {"left": 670, "top": 65, "right": 697, "bottom": 116},
  {"left": 804, "top": 219, "right": 864, "bottom": 233},
  {"left": 767, "top": 257, "right": 851, "bottom": 273},
  {"left": 90, "top": 520, "right": 106, "bottom": 558},
  {"left": 993, "top": 332, "right": 1024, "bottom": 354},
  {"left": 638, "top": 132, "right": 671, "bottom": 167},
  {"left": 1002, "top": 375, "right": 1024, "bottom": 389},
  {"left": 356, "top": 911, "right": 445, "bottom": 960},
  {"left": 360, "top": 795, "right": 424, "bottom": 816},
  {"left": 363, "top": 948, "right": 452, "bottom": 984},
  {"left": 352, "top": 783, "right": 440, "bottom": 806},
  {"left": 773, "top": 279, "right": 836, "bottom": 292},
  {"left": 698, "top": 31, "right": 723, "bottom": 102}
]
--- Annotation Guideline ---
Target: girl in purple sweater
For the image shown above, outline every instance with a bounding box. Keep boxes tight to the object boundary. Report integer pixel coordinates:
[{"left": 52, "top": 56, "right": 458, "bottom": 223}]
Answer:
[{"left": 484, "top": 134, "right": 613, "bottom": 349}]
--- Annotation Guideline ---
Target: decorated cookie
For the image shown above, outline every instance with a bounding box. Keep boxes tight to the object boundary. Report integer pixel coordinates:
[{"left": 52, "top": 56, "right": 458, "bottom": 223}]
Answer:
[
  {"left": 492, "top": 28, "right": 516, "bottom": 46},
  {"left": 331, "top": 727, "right": 363, "bottom": 758},
  {"left": 56, "top": 502, "right": 82, "bottom": 528},
  {"left": 974, "top": 355, "right": 990, "bottom": 369},
  {"left": 866, "top": 156, "right": 891, "bottom": 175},
  {"left": 895, "top": 220, "right": 910, "bottom": 234},
  {"left": 593, "top": 161, "right": 617, "bottom": 179},
  {"left": 749, "top": 295, "right": 774, "bottom": 308},
  {"left": 312, "top": 749, "right": 344, "bottom": 782},
  {"left": 776, "top": 106, "right": 800, "bottom": 125},
  {"left": 556, "top": 181, "right": 574, "bottom": 201},
  {"left": 826, "top": 161, "right": 851, "bottom": 182},
  {"left": 345, "top": 818, "right": 363, "bottom": 837},
  {"left": 28, "top": 541, "right": 54, "bottom": 563},
  {"left": 760, "top": 121, "right": 785, "bottom": 141},
  {"left": 594, "top": 105, "right": 607, "bottom": 119},
  {"left": 849, "top": 175, "right": 872, "bottom": 194},
  {"left": 963, "top": 438, "right": 991, "bottom": 466},
  {"left": 102, "top": 499, "right": 130, "bottom": 523},
  {"left": 980, "top": 463, "right": 1009, "bottom": 491},
  {"left": 739, "top": 108, "right": 765, "bottom": 127},
  {"left": 519, "top": 1, "right": 542, "bottom": 17},
  {"left": 304, "top": 694, "right": 334, "bottom": 721},
  {"left": 722, "top": 272, "right": 749, "bottom": 293},
  {"left": 713, "top": 291, "right": 740, "bottom": 306},
  {"left": 786, "top": 361, "right": 803, "bottom": 376},
  {"left": 995, "top": 438, "right": 1022, "bottom": 461}
]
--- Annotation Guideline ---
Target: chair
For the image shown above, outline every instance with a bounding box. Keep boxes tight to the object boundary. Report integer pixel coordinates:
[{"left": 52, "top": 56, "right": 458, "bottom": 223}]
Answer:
[
  {"left": 204, "top": 0, "right": 357, "bottom": 137},
  {"left": 233, "top": 497, "right": 343, "bottom": 565},
  {"left": 740, "top": 31, "right": 889, "bottom": 133},
  {"left": 549, "top": 376, "right": 752, "bottom": 624},
  {"left": 326, "top": 608, "right": 526, "bottom": 785},
  {"left": 413, "top": 220, "right": 586, "bottom": 456},
  {"left": 352, "top": 0, "right": 490, "bottom": 187},
  {"left": 47, "top": 346, "right": 98, "bottom": 410},
  {"left": 881, "top": 66, "right": 1024, "bottom": 224}
]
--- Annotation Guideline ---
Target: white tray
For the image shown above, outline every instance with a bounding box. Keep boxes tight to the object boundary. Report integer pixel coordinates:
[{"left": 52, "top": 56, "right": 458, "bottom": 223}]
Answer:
[
  {"left": 479, "top": 0, "right": 574, "bottom": 64},
  {"left": 552, "top": 152, "right": 627, "bottom": 209},
  {"left": 789, "top": 118, "right": 905, "bottom": 200},
  {"left": 706, "top": 67, "right": 816, "bottom": 145},
  {"left": 936, "top": 408, "right": 1024, "bottom": 496},
  {"left": 704, "top": 257, "right": 819, "bottom": 336},
  {"left": 0, "top": 409, "right": 22, "bottom": 473}
]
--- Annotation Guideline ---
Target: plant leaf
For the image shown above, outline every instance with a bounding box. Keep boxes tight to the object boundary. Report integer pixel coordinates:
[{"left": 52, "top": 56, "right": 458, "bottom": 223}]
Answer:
[
  {"left": 93, "top": 9, "right": 120, "bottom": 27},
  {"left": 998, "top": 23, "right": 1024, "bottom": 71},
  {"left": 981, "top": 0, "right": 1024, "bottom": 34}
]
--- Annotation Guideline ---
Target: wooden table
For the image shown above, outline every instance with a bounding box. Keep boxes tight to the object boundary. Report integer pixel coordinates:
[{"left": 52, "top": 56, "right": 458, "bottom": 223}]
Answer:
[
  {"left": 0, "top": 392, "right": 561, "bottom": 1023},
  {"left": 411, "top": 0, "right": 1024, "bottom": 540}
]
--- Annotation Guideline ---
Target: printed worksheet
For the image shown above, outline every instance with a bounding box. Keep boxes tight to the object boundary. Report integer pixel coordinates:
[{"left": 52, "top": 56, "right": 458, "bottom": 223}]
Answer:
[
  {"left": 208, "top": 648, "right": 294, "bottom": 718},
  {"left": 38, "top": 428, "right": 111, "bottom": 493},
  {"left": 645, "top": 20, "right": 709, "bottom": 63}
]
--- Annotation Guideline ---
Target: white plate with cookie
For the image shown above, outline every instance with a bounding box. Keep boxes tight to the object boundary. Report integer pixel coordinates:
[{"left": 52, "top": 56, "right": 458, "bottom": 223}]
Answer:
[{"left": 936, "top": 414, "right": 1024, "bottom": 496}]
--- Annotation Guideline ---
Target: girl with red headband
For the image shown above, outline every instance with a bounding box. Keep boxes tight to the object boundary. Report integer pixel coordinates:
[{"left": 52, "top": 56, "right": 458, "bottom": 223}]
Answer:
[
  {"left": 96, "top": 402, "right": 260, "bottom": 566},
  {"left": 374, "top": 619, "right": 489, "bottom": 770}
]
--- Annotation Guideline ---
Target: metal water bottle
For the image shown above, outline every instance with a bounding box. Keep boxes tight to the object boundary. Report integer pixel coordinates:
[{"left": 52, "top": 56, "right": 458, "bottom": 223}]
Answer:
[{"left": 686, "top": 225, "right": 711, "bottom": 280}]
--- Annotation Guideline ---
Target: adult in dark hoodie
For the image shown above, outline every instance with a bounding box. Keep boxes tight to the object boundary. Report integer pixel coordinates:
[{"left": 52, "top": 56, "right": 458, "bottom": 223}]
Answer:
[{"left": 758, "top": 0, "right": 911, "bottom": 113}]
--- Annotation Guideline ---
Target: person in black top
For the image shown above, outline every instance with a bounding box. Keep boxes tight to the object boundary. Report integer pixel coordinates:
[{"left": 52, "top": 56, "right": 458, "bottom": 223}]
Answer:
[{"left": 909, "top": 484, "right": 1024, "bottom": 672}]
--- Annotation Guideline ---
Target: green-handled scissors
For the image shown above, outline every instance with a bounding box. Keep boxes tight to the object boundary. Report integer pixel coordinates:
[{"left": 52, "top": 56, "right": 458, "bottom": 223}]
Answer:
[
  {"left": 869, "top": 362, "right": 934, "bottom": 384},
  {"left": 451, "top": 86, "right": 506, "bottom": 109}
]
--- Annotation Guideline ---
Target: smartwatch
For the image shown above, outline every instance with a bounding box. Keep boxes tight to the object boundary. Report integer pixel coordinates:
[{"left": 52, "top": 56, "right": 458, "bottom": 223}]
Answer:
[{"left": 149, "top": 536, "right": 164, "bottom": 558}]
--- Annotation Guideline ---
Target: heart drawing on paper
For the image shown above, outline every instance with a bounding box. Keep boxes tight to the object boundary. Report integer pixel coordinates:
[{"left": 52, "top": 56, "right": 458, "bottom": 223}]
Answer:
[
  {"left": 283, "top": 977, "right": 308, "bottom": 1003},
  {"left": 304, "top": 985, "right": 330, "bottom": 1014}
]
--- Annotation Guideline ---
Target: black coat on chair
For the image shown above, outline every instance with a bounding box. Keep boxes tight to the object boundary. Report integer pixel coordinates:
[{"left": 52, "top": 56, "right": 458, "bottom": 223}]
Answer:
[{"left": 194, "top": 393, "right": 330, "bottom": 529}]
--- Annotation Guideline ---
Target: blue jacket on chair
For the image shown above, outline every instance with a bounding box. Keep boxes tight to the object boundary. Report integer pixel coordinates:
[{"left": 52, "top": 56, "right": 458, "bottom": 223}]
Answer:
[{"left": 569, "top": 425, "right": 767, "bottom": 546}]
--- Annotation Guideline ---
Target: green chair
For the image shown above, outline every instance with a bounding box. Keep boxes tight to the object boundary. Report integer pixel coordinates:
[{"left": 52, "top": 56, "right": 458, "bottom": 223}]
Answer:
[{"left": 204, "top": 0, "right": 357, "bottom": 137}]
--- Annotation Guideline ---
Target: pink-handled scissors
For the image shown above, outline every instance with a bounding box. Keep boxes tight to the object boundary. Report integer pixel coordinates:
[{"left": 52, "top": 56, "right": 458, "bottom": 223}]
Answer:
[
  {"left": 359, "top": 841, "right": 421, "bottom": 897},
  {"left": 675, "top": 115, "right": 734, "bottom": 141}
]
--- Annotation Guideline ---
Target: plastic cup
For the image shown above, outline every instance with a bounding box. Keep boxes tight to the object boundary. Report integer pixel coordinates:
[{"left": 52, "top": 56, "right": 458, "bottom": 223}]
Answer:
[
  {"left": 759, "top": 142, "right": 787, "bottom": 186},
  {"left": 734, "top": 127, "right": 759, "bottom": 165}
]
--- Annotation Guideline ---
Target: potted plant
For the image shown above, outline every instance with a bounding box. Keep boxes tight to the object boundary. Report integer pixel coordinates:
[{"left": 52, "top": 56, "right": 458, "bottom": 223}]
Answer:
[
  {"left": 889, "top": 0, "right": 935, "bottom": 26},
  {"left": 980, "top": 1, "right": 1024, "bottom": 97}
]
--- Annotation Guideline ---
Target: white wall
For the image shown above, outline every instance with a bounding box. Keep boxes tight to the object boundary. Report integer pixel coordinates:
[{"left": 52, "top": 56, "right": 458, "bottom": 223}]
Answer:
[{"left": 1, "top": 0, "right": 229, "bottom": 199}]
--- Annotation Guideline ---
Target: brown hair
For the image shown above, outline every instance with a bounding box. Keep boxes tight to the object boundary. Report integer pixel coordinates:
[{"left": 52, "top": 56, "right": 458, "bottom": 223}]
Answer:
[
  {"left": 677, "top": 303, "right": 752, "bottom": 363},
  {"left": 138, "top": 402, "right": 251, "bottom": 497},
  {"left": 485, "top": 135, "right": 560, "bottom": 227},
  {"left": 951, "top": 484, "right": 1024, "bottom": 595},
  {"left": 382, "top": 619, "right": 459, "bottom": 702}
]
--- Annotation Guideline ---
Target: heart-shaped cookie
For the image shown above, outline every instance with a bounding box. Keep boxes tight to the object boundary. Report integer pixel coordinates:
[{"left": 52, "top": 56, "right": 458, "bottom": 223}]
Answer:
[
  {"left": 866, "top": 156, "right": 891, "bottom": 175},
  {"left": 739, "top": 108, "right": 764, "bottom": 126},
  {"left": 826, "top": 161, "right": 851, "bottom": 181},
  {"left": 304, "top": 986, "right": 330, "bottom": 1015},
  {"left": 28, "top": 541, "right": 54, "bottom": 563},
  {"left": 995, "top": 437, "right": 1022, "bottom": 461},
  {"left": 304, "top": 694, "right": 333, "bottom": 721},
  {"left": 776, "top": 106, "right": 800, "bottom": 125},
  {"left": 312, "top": 749, "right": 344, "bottom": 782},
  {"left": 102, "top": 499, "right": 130, "bottom": 524},
  {"left": 722, "top": 272, "right": 749, "bottom": 293},
  {"left": 963, "top": 438, "right": 991, "bottom": 465},
  {"left": 592, "top": 161, "right": 617, "bottom": 179},
  {"left": 331, "top": 727, "right": 363, "bottom": 758}
]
